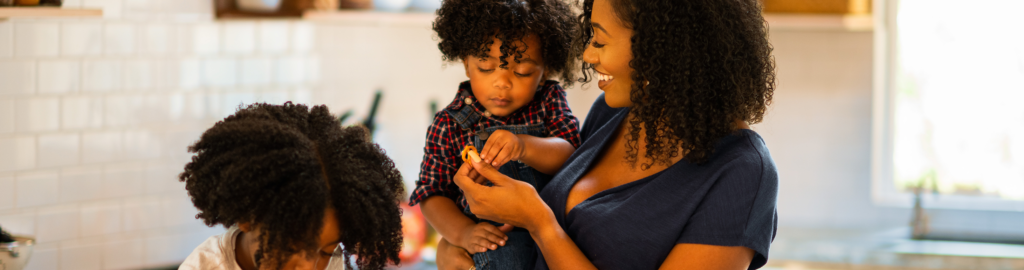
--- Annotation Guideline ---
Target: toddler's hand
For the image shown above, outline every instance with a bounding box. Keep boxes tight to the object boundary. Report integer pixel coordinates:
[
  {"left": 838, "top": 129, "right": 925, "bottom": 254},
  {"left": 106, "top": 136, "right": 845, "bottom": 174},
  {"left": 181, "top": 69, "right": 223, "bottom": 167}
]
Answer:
[
  {"left": 479, "top": 130, "right": 525, "bottom": 167},
  {"left": 458, "top": 222, "right": 508, "bottom": 254}
]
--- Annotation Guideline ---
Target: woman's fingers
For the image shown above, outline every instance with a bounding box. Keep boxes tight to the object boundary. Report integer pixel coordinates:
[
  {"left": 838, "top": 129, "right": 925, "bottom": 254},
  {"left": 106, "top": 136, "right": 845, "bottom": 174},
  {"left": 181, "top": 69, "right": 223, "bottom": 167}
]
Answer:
[{"left": 469, "top": 158, "right": 513, "bottom": 186}]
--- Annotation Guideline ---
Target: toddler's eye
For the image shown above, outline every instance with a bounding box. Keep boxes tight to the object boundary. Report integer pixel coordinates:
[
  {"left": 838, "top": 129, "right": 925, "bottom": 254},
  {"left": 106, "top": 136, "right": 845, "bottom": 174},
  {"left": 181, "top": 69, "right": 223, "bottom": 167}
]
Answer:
[
  {"left": 478, "top": 68, "right": 495, "bottom": 73},
  {"left": 514, "top": 72, "right": 533, "bottom": 77}
]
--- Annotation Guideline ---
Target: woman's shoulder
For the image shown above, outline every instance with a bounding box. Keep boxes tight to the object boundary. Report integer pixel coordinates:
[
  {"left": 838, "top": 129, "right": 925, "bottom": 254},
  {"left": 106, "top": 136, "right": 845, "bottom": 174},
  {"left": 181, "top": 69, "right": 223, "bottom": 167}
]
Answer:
[{"left": 697, "top": 129, "right": 778, "bottom": 188}]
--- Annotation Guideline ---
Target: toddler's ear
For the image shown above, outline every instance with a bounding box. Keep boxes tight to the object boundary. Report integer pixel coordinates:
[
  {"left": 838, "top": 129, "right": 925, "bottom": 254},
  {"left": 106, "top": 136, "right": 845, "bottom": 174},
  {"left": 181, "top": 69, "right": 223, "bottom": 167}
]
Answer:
[{"left": 463, "top": 57, "right": 471, "bottom": 78}]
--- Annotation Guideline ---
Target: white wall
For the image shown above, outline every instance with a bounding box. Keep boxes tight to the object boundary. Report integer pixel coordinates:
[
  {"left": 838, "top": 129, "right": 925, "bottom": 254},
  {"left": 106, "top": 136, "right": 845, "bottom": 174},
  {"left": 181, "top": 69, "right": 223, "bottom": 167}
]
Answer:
[{"left": 0, "top": 1, "right": 321, "bottom": 269}]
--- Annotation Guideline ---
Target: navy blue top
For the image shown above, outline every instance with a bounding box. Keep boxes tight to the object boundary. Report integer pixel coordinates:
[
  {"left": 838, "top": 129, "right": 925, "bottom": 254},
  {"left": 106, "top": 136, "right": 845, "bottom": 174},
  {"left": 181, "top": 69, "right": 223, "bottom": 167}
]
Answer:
[{"left": 535, "top": 94, "right": 779, "bottom": 270}]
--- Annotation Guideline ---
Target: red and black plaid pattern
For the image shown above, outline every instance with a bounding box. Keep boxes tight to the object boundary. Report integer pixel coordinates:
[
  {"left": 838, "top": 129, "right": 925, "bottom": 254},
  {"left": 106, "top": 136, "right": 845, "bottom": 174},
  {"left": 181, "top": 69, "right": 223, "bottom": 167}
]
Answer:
[{"left": 409, "top": 80, "right": 581, "bottom": 209}]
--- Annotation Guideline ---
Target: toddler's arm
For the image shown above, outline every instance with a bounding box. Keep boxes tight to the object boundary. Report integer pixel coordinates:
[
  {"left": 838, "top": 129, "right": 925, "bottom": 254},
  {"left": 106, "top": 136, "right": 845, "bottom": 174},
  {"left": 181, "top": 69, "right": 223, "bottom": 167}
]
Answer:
[
  {"left": 478, "top": 130, "right": 576, "bottom": 175},
  {"left": 421, "top": 195, "right": 509, "bottom": 254}
]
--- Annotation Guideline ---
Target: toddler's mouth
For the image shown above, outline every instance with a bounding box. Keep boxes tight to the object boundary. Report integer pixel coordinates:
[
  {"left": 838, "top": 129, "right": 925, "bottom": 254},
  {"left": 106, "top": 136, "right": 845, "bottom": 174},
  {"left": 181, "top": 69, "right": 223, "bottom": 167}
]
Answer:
[{"left": 490, "top": 98, "right": 511, "bottom": 106}]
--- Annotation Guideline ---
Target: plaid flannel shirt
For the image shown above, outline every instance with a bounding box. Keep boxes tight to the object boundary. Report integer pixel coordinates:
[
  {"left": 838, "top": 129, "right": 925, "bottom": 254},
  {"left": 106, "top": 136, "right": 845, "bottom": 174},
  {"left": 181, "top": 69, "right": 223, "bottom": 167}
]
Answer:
[{"left": 409, "top": 80, "right": 581, "bottom": 210}]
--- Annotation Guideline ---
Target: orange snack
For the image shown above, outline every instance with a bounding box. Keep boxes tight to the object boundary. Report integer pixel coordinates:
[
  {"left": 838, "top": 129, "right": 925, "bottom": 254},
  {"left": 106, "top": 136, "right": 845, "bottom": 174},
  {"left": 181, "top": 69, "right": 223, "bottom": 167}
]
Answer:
[{"left": 461, "top": 145, "right": 481, "bottom": 163}]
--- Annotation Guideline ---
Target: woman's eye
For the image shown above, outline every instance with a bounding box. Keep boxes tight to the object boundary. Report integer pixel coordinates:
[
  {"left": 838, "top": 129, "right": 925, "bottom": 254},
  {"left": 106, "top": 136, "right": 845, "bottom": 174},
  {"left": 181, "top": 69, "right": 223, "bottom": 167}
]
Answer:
[
  {"left": 590, "top": 41, "right": 605, "bottom": 48},
  {"left": 478, "top": 68, "right": 495, "bottom": 73},
  {"left": 320, "top": 251, "right": 333, "bottom": 257}
]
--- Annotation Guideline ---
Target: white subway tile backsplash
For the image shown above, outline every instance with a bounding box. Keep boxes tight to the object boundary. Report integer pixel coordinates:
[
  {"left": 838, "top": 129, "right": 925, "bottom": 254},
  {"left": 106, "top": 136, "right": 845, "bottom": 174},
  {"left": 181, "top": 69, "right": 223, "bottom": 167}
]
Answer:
[
  {"left": 80, "top": 201, "right": 121, "bottom": 237},
  {"left": 202, "top": 57, "right": 237, "bottom": 87},
  {"left": 161, "top": 194, "right": 196, "bottom": 227},
  {"left": 62, "top": 96, "right": 104, "bottom": 129},
  {"left": 0, "top": 212, "right": 35, "bottom": 235},
  {"left": 291, "top": 22, "right": 314, "bottom": 53},
  {"left": 61, "top": 22, "right": 104, "bottom": 56},
  {"left": 104, "top": 95, "right": 140, "bottom": 127},
  {"left": 140, "top": 95, "right": 169, "bottom": 123},
  {"left": 83, "top": 0, "right": 123, "bottom": 18},
  {"left": 193, "top": 23, "right": 220, "bottom": 55},
  {"left": 36, "top": 205, "right": 80, "bottom": 243},
  {"left": 16, "top": 98, "right": 60, "bottom": 132},
  {"left": 0, "top": 22, "right": 12, "bottom": 58},
  {"left": 102, "top": 238, "right": 145, "bottom": 269},
  {"left": 60, "top": 242, "right": 102, "bottom": 270},
  {"left": 38, "top": 60, "right": 81, "bottom": 94},
  {"left": 104, "top": 23, "right": 136, "bottom": 55},
  {"left": 239, "top": 57, "right": 272, "bottom": 86},
  {"left": 258, "top": 21, "right": 289, "bottom": 54},
  {"left": 143, "top": 165, "right": 173, "bottom": 194},
  {"left": 177, "top": 58, "right": 202, "bottom": 90},
  {"left": 292, "top": 88, "right": 312, "bottom": 105},
  {"left": 123, "top": 60, "right": 156, "bottom": 91},
  {"left": 0, "top": 136, "right": 36, "bottom": 172},
  {"left": 139, "top": 24, "right": 174, "bottom": 55},
  {"left": 257, "top": 90, "right": 289, "bottom": 105},
  {"left": 82, "top": 59, "right": 122, "bottom": 92},
  {"left": 15, "top": 22, "right": 60, "bottom": 57},
  {"left": 0, "top": 61, "right": 36, "bottom": 95},
  {"left": 16, "top": 171, "right": 59, "bottom": 207},
  {"left": 0, "top": 99, "right": 12, "bottom": 133},
  {"left": 37, "top": 133, "right": 80, "bottom": 168},
  {"left": 275, "top": 56, "right": 306, "bottom": 85},
  {"left": 60, "top": 167, "right": 104, "bottom": 203},
  {"left": 82, "top": 131, "right": 122, "bottom": 164},
  {"left": 306, "top": 56, "right": 321, "bottom": 84},
  {"left": 0, "top": 175, "right": 13, "bottom": 209},
  {"left": 144, "top": 233, "right": 188, "bottom": 266},
  {"left": 123, "top": 130, "right": 163, "bottom": 160},
  {"left": 103, "top": 166, "right": 144, "bottom": 198},
  {"left": 22, "top": 244, "right": 57, "bottom": 270},
  {"left": 123, "top": 197, "right": 161, "bottom": 231},
  {"left": 223, "top": 22, "right": 256, "bottom": 55}
]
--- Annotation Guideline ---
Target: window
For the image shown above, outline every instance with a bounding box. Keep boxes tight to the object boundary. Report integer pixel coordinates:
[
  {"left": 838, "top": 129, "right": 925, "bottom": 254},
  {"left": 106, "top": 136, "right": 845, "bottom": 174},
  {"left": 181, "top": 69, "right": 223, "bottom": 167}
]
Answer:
[{"left": 873, "top": 0, "right": 1024, "bottom": 211}]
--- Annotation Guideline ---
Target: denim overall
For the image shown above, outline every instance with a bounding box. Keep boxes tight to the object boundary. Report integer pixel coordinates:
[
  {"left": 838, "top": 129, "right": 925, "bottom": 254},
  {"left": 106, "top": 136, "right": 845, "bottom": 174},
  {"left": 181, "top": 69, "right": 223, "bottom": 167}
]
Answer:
[{"left": 446, "top": 94, "right": 553, "bottom": 270}]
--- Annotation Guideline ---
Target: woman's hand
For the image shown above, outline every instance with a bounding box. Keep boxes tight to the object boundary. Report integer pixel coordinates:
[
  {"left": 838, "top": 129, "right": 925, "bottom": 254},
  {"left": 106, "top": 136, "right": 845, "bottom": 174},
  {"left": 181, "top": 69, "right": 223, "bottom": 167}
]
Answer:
[
  {"left": 453, "top": 159, "right": 555, "bottom": 232},
  {"left": 436, "top": 238, "right": 474, "bottom": 270},
  {"left": 479, "top": 130, "right": 526, "bottom": 167}
]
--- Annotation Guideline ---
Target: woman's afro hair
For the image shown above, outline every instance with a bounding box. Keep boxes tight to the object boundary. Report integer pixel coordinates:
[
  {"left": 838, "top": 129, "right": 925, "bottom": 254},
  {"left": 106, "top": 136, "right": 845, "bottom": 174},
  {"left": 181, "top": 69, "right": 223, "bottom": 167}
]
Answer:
[
  {"left": 434, "top": 0, "right": 581, "bottom": 85},
  {"left": 179, "top": 102, "right": 405, "bottom": 269},
  {"left": 576, "top": 0, "right": 776, "bottom": 166}
]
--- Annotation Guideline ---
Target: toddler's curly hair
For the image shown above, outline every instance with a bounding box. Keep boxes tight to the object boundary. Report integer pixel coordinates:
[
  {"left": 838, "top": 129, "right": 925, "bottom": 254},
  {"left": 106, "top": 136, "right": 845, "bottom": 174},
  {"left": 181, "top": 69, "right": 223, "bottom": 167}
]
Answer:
[
  {"left": 434, "top": 0, "right": 580, "bottom": 85},
  {"left": 179, "top": 102, "right": 405, "bottom": 269}
]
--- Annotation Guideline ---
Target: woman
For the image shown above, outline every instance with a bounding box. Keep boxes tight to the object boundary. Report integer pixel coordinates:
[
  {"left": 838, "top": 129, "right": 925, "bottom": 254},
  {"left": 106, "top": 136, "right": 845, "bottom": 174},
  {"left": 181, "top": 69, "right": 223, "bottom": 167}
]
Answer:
[
  {"left": 438, "top": 0, "right": 777, "bottom": 269},
  {"left": 179, "top": 103, "right": 405, "bottom": 270}
]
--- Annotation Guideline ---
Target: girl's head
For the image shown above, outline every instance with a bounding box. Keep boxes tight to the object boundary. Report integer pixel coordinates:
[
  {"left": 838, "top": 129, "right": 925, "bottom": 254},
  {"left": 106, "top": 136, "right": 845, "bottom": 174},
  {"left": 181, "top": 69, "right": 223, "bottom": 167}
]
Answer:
[
  {"left": 578, "top": 0, "right": 775, "bottom": 166},
  {"left": 180, "top": 102, "right": 405, "bottom": 270},
  {"left": 434, "top": 0, "right": 579, "bottom": 117}
]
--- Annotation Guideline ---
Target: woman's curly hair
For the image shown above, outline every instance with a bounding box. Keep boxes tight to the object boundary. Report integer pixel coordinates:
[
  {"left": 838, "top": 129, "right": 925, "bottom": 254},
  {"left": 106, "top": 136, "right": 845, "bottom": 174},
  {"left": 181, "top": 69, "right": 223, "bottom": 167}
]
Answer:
[
  {"left": 577, "top": 0, "right": 776, "bottom": 166},
  {"left": 179, "top": 102, "right": 405, "bottom": 269},
  {"left": 434, "top": 0, "right": 580, "bottom": 85}
]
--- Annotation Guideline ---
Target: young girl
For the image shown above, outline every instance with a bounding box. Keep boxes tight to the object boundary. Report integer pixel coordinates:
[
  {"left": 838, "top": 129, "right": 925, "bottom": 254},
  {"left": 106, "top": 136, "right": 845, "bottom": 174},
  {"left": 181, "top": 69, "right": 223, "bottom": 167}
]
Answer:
[
  {"left": 408, "top": 0, "right": 581, "bottom": 269},
  {"left": 179, "top": 103, "right": 405, "bottom": 270}
]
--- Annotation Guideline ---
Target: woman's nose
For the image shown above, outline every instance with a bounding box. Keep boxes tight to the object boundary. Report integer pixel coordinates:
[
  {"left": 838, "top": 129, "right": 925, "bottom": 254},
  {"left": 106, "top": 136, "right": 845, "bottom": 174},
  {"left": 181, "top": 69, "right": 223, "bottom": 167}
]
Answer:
[{"left": 583, "top": 43, "right": 599, "bottom": 64}]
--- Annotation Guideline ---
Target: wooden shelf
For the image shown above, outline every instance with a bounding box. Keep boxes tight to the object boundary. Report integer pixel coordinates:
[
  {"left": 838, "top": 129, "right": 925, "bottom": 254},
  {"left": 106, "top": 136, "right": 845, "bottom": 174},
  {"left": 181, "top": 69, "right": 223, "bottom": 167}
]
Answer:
[
  {"left": 0, "top": 7, "right": 103, "bottom": 18},
  {"left": 303, "top": 10, "right": 434, "bottom": 27},
  {"left": 764, "top": 13, "right": 873, "bottom": 31}
]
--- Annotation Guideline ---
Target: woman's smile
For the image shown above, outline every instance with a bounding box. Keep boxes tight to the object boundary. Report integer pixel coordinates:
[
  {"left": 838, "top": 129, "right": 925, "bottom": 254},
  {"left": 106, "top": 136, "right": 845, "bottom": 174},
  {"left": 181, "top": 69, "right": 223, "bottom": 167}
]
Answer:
[{"left": 596, "top": 70, "right": 615, "bottom": 90}]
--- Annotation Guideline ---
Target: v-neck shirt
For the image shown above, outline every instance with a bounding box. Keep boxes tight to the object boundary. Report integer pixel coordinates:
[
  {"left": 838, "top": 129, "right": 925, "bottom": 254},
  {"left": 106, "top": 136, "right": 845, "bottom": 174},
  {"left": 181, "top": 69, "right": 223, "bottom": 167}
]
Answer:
[{"left": 535, "top": 94, "right": 779, "bottom": 270}]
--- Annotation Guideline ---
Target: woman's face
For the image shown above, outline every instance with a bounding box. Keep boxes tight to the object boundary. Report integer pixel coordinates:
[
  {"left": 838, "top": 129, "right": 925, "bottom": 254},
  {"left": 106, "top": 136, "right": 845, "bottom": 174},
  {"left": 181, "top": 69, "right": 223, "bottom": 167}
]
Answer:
[{"left": 583, "top": 0, "right": 636, "bottom": 108}]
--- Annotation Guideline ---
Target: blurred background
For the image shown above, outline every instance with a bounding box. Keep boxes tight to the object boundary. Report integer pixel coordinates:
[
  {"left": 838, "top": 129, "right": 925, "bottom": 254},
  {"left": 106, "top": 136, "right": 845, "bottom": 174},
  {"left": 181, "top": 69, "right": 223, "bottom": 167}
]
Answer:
[{"left": 0, "top": 0, "right": 1022, "bottom": 269}]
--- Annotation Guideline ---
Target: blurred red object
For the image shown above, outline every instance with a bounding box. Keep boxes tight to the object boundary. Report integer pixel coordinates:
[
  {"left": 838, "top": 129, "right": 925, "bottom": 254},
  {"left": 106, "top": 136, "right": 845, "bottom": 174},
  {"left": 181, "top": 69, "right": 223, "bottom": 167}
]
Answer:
[{"left": 399, "top": 204, "right": 427, "bottom": 264}]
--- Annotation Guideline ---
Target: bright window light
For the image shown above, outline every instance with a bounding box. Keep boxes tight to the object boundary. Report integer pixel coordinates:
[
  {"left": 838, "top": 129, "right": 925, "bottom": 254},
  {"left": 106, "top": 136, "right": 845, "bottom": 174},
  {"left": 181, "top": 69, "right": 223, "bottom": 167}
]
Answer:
[{"left": 892, "top": 0, "right": 1024, "bottom": 200}]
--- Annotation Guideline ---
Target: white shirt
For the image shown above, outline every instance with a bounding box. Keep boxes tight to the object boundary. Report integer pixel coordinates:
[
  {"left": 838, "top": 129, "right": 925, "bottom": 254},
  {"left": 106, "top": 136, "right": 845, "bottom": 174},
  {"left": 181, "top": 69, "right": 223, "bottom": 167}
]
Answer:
[{"left": 180, "top": 226, "right": 245, "bottom": 270}]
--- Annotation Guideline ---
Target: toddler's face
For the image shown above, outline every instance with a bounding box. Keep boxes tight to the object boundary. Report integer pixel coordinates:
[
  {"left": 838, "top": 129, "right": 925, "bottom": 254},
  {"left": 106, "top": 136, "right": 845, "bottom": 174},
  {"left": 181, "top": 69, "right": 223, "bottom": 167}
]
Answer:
[{"left": 463, "top": 34, "right": 547, "bottom": 117}]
